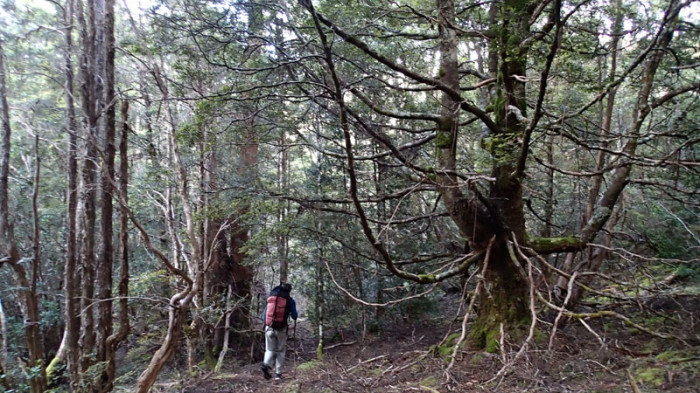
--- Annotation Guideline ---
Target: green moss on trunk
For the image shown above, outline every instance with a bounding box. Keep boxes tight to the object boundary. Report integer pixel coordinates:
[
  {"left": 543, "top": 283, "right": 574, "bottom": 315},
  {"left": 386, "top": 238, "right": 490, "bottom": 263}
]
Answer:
[
  {"left": 435, "top": 131, "right": 452, "bottom": 149},
  {"left": 467, "top": 247, "right": 530, "bottom": 353},
  {"left": 527, "top": 235, "right": 584, "bottom": 253}
]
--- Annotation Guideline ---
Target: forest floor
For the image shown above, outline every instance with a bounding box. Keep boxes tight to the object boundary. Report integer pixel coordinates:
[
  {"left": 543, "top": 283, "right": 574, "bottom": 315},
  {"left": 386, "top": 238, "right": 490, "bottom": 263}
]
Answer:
[{"left": 147, "top": 293, "right": 699, "bottom": 393}]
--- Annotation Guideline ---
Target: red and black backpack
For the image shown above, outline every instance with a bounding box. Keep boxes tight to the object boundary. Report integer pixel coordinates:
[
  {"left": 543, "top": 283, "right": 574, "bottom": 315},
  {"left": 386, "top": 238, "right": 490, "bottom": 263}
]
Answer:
[{"left": 265, "top": 288, "right": 290, "bottom": 329}]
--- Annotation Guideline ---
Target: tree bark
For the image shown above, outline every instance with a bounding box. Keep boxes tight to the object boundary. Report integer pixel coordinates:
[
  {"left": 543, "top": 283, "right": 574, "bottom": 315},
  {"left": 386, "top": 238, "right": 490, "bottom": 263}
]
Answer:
[
  {"left": 315, "top": 241, "right": 324, "bottom": 360},
  {"left": 103, "top": 100, "right": 129, "bottom": 393},
  {"left": 76, "top": 0, "right": 98, "bottom": 375},
  {"left": 96, "top": 0, "right": 116, "bottom": 390},
  {"left": 60, "top": 0, "right": 81, "bottom": 387}
]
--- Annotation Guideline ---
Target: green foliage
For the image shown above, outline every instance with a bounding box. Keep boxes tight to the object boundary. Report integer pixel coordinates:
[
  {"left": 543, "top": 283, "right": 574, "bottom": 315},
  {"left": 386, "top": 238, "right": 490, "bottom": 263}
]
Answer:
[
  {"left": 39, "top": 300, "right": 61, "bottom": 329},
  {"left": 675, "top": 264, "right": 700, "bottom": 283},
  {"left": 130, "top": 269, "right": 171, "bottom": 297}
]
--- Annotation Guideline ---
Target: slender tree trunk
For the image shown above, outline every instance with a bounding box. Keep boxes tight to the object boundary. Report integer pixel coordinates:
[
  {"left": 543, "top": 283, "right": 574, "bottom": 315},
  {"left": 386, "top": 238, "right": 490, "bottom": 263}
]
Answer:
[
  {"left": 587, "top": 0, "right": 622, "bottom": 225},
  {"left": 580, "top": 0, "right": 680, "bottom": 243},
  {"left": 373, "top": 154, "right": 386, "bottom": 327},
  {"left": 95, "top": 0, "right": 116, "bottom": 390},
  {"left": 0, "top": 35, "right": 47, "bottom": 393},
  {"left": 214, "top": 284, "right": 233, "bottom": 372},
  {"left": 315, "top": 240, "right": 324, "bottom": 360},
  {"left": 136, "top": 300, "right": 189, "bottom": 393},
  {"left": 60, "top": 0, "right": 81, "bottom": 387},
  {"left": 0, "top": 302, "right": 8, "bottom": 390},
  {"left": 30, "top": 136, "right": 47, "bottom": 393},
  {"left": 76, "top": 0, "right": 98, "bottom": 375},
  {"left": 201, "top": 123, "right": 226, "bottom": 357},
  {"left": 278, "top": 131, "right": 289, "bottom": 283},
  {"left": 555, "top": 1, "right": 622, "bottom": 296},
  {"left": 102, "top": 100, "right": 129, "bottom": 393}
]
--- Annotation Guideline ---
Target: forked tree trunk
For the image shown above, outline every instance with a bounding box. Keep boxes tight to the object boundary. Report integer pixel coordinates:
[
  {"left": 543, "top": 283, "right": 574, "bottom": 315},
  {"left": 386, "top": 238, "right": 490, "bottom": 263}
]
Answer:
[{"left": 431, "top": 0, "right": 531, "bottom": 350}]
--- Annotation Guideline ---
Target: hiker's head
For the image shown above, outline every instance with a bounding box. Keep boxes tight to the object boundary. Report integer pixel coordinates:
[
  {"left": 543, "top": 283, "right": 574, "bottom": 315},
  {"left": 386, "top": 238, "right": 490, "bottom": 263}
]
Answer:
[{"left": 280, "top": 282, "right": 292, "bottom": 292}]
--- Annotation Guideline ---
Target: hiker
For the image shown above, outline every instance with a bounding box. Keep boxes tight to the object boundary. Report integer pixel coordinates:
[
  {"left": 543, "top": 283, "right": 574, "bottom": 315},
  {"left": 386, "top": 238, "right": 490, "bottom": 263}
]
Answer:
[{"left": 261, "top": 282, "right": 298, "bottom": 380}]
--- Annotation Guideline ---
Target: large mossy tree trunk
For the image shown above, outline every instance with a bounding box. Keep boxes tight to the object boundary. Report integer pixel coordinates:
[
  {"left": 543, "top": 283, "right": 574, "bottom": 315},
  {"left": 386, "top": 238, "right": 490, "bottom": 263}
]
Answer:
[
  {"left": 467, "top": 244, "right": 529, "bottom": 351},
  {"left": 433, "top": 0, "right": 533, "bottom": 350}
]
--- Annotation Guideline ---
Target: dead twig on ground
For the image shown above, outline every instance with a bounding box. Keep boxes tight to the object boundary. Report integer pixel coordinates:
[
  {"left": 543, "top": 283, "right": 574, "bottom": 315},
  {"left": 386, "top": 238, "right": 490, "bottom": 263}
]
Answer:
[
  {"left": 390, "top": 350, "right": 430, "bottom": 374},
  {"left": 548, "top": 271, "right": 577, "bottom": 352},
  {"left": 347, "top": 355, "right": 386, "bottom": 372},
  {"left": 325, "top": 341, "right": 357, "bottom": 351},
  {"left": 627, "top": 367, "right": 642, "bottom": 393}
]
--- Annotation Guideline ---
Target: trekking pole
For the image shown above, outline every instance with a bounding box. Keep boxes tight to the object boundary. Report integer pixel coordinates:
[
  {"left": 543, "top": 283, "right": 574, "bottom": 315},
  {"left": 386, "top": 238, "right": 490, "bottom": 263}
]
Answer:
[{"left": 292, "top": 319, "right": 298, "bottom": 379}]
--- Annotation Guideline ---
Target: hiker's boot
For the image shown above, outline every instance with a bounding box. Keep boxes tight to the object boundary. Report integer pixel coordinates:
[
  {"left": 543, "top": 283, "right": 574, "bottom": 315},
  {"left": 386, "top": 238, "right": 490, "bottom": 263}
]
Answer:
[
  {"left": 261, "top": 364, "right": 272, "bottom": 380},
  {"left": 275, "top": 373, "right": 283, "bottom": 381}
]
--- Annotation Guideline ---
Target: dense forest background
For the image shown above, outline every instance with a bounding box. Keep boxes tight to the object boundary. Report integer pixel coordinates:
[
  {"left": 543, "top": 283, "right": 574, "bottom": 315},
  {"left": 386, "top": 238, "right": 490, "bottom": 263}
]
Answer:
[{"left": 0, "top": 0, "right": 698, "bottom": 392}]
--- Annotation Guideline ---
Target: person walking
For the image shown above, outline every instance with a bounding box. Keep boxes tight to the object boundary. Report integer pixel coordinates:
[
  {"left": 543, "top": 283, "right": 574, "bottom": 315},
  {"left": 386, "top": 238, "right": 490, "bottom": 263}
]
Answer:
[{"left": 261, "top": 282, "right": 298, "bottom": 380}]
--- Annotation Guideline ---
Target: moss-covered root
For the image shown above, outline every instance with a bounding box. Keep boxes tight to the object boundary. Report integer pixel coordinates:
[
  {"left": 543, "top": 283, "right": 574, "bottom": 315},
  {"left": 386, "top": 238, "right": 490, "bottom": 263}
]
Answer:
[
  {"left": 467, "top": 323, "right": 501, "bottom": 353},
  {"left": 467, "top": 317, "right": 542, "bottom": 354},
  {"left": 434, "top": 332, "right": 462, "bottom": 360}
]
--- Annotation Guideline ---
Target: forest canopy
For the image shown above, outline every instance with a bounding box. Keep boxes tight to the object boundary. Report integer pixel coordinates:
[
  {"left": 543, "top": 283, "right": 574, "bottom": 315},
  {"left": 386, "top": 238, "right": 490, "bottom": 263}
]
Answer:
[{"left": 0, "top": 0, "right": 698, "bottom": 392}]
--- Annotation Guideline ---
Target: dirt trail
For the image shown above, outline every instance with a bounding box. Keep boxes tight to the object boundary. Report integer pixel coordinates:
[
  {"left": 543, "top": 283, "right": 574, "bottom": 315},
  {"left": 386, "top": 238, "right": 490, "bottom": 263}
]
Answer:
[{"left": 166, "top": 298, "right": 699, "bottom": 393}]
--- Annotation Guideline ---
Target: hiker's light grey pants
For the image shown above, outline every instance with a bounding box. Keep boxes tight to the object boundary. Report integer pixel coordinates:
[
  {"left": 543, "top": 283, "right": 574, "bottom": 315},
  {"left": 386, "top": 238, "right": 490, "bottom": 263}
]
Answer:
[{"left": 263, "top": 326, "right": 287, "bottom": 374}]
